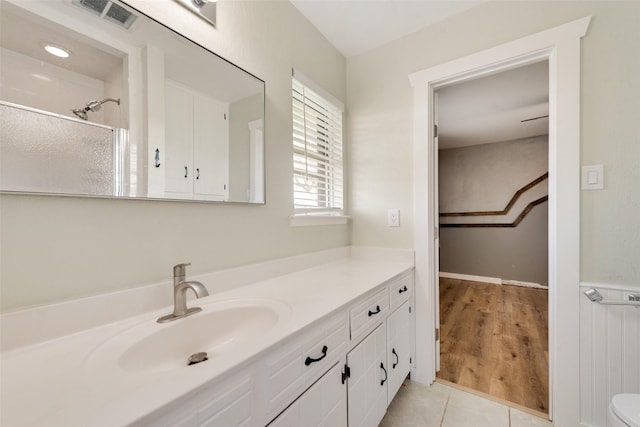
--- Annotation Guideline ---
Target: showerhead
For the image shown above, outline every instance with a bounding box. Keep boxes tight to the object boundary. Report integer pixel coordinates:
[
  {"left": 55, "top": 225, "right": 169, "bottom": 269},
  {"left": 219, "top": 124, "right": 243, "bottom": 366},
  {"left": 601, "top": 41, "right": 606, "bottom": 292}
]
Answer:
[
  {"left": 72, "top": 108, "right": 88, "bottom": 120},
  {"left": 71, "top": 98, "right": 120, "bottom": 120}
]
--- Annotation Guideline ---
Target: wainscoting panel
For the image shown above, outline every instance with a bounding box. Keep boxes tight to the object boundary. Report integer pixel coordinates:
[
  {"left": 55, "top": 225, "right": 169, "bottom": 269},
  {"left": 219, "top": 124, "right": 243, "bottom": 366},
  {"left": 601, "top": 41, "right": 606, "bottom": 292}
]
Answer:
[{"left": 579, "top": 283, "right": 640, "bottom": 427}]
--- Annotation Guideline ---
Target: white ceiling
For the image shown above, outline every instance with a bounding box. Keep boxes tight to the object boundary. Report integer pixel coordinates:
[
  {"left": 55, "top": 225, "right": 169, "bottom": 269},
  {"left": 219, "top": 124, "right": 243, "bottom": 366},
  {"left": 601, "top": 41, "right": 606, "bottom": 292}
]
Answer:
[
  {"left": 437, "top": 61, "right": 549, "bottom": 150},
  {"left": 290, "top": 0, "right": 484, "bottom": 58}
]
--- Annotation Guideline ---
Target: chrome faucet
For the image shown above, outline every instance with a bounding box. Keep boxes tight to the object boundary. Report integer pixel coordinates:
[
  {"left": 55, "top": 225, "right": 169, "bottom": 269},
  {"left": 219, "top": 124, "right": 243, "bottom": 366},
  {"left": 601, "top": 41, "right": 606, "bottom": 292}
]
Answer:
[{"left": 157, "top": 263, "right": 209, "bottom": 323}]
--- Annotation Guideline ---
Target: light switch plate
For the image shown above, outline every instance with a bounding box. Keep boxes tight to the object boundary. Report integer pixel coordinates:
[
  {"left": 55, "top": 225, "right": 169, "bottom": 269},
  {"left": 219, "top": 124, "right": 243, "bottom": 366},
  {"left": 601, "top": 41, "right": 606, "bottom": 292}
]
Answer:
[
  {"left": 388, "top": 209, "right": 400, "bottom": 227},
  {"left": 581, "top": 165, "right": 604, "bottom": 190}
]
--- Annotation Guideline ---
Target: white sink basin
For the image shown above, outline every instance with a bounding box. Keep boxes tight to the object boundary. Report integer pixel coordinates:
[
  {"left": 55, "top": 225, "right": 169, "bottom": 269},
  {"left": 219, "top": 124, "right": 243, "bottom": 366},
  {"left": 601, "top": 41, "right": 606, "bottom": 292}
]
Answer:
[{"left": 86, "top": 298, "right": 290, "bottom": 374}]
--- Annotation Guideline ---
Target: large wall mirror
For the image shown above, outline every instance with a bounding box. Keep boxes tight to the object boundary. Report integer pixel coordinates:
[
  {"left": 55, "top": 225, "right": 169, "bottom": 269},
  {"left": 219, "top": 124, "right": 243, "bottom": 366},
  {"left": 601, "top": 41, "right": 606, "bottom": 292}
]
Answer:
[{"left": 0, "top": 0, "right": 265, "bottom": 204}]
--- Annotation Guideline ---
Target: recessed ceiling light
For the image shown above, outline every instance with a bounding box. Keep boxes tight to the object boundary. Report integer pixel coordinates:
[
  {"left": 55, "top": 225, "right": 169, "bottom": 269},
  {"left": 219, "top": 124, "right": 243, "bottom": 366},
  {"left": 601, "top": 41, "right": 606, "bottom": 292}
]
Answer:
[{"left": 44, "top": 45, "right": 70, "bottom": 58}]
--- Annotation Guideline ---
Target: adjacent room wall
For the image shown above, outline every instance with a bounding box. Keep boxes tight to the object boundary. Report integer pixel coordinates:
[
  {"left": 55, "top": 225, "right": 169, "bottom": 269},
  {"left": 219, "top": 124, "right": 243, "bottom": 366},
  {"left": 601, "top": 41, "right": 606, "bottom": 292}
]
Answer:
[
  {"left": 0, "top": 1, "right": 347, "bottom": 311},
  {"left": 347, "top": 0, "right": 640, "bottom": 287},
  {"left": 438, "top": 137, "right": 549, "bottom": 284}
]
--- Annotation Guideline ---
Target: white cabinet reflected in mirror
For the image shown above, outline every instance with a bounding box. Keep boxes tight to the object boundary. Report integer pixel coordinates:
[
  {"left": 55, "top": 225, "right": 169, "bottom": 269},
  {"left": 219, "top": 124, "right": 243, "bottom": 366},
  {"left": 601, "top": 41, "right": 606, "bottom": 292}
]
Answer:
[{"left": 0, "top": 0, "right": 265, "bottom": 204}]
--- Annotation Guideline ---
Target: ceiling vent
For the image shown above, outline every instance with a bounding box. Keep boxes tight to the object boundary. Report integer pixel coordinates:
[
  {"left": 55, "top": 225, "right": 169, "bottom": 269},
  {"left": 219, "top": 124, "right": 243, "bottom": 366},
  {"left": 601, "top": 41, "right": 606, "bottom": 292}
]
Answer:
[{"left": 72, "top": 0, "right": 137, "bottom": 29}]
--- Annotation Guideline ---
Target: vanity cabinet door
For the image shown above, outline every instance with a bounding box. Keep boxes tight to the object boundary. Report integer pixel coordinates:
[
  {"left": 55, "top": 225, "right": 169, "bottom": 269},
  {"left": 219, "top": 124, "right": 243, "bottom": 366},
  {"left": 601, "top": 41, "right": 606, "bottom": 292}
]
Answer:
[
  {"left": 268, "top": 361, "right": 347, "bottom": 427},
  {"left": 193, "top": 93, "right": 228, "bottom": 200},
  {"left": 165, "top": 81, "right": 194, "bottom": 197},
  {"left": 347, "top": 323, "right": 388, "bottom": 427},
  {"left": 164, "top": 80, "right": 229, "bottom": 201},
  {"left": 386, "top": 300, "right": 411, "bottom": 404}
]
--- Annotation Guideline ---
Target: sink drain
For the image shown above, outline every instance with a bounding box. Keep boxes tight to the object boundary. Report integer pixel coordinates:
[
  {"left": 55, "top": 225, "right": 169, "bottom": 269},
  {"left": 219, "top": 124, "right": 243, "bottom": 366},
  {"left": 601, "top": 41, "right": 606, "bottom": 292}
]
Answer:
[{"left": 188, "top": 352, "right": 208, "bottom": 366}]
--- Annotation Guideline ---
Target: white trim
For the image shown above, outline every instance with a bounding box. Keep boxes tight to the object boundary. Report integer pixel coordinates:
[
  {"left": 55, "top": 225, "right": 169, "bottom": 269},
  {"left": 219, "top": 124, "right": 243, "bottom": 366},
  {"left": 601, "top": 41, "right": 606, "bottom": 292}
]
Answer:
[
  {"left": 248, "top": 118, "right": 264, "bottom": 204},
  {"left": 409, "top": 16, "right": 590, "bottom": 426},
  {"left": 292, "top": 68, "right": 345, "bottom": 112},
  {"left": 289, "top": 214, "right": 350, "bottom": 227},
  {"left": 439, "top": 272, "right": 501, "bottom": 284}
]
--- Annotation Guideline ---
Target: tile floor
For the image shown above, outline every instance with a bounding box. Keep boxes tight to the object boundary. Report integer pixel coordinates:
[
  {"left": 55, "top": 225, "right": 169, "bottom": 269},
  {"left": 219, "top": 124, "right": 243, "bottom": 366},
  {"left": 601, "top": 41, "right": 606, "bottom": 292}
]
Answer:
[{"left": 379, "top": 381, "right": 552, "bottom": 427}]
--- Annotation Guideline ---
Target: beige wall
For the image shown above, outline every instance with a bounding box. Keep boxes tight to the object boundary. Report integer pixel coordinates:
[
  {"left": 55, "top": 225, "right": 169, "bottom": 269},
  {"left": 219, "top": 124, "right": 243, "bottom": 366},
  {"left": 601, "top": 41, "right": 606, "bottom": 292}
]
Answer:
[
  {"left": 347, "top": 1, "right": 640, "bottom": 286},
  {"left": 0, "top": 1, "right": 348, "bottom": 311}
]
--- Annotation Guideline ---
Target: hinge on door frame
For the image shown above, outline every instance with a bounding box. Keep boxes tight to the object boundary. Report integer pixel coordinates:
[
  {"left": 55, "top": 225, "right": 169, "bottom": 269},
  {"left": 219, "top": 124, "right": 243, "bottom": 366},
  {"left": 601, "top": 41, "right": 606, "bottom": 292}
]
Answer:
[
  {"left": 409, "top": 305, "right": 412, "bottom": 314},
  {"left": 434, "top": 124, "right": 438, "bottom": 138},
  {"left": 341, "top": 364, "right": 351, "bottom": 384},
  {"left": 435, "top": 328, "right": 440, "bottom": 341},
  {"left": 224, "top": 113, "right": 227, "bottom": 120}
]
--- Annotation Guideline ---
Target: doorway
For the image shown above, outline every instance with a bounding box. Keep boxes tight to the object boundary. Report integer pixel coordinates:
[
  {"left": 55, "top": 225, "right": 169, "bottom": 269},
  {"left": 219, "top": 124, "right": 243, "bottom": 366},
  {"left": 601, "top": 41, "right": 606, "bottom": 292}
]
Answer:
[
  {"left": 434, "top": 62, "right": 550, "bottom": 414},
  {"left": 408, "top": 16, "right": 590, "bottom": 426}
]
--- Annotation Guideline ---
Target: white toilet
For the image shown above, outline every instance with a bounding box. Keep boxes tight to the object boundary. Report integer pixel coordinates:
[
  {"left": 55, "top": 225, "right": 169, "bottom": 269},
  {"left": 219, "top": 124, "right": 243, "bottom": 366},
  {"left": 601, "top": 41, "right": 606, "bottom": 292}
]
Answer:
[{"left": 608, "top": 393, "right": 640, "bottom": 427}]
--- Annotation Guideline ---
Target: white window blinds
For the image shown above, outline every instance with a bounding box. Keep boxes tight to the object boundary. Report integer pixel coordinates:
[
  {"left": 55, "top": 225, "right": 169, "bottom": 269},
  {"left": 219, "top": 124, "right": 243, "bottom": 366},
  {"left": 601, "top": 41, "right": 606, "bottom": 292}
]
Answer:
[{"left": 292, "top": 77, "right": 343, "bottom": 214}]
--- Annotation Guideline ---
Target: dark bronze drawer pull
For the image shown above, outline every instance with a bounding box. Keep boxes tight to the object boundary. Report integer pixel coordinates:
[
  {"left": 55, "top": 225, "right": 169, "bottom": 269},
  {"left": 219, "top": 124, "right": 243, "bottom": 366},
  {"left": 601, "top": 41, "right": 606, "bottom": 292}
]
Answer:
[
  {"left": 305, "top": 345, "right": 328, "bottom": 366},
  {"left": 368, "top": 305, "right": 381, "bottom": 317},
  {"left": 398, "top": 286, "right": 408, "bottom": 294}
]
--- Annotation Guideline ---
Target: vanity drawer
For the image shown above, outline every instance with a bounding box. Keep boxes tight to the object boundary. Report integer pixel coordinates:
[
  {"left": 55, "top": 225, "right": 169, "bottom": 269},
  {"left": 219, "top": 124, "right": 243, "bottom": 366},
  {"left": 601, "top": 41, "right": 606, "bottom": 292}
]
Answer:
[
  {"left": 262, "top": 311, "right": 349, "bottom": 422},
  {"left": 389, "top": 270, "right": 413, "bottom": 311},
  {"left": 349, "top": 286, "right": 389, "bottom": 340},
  {"left": 136, "top": 369, "right": 256, "bottom": 427}
]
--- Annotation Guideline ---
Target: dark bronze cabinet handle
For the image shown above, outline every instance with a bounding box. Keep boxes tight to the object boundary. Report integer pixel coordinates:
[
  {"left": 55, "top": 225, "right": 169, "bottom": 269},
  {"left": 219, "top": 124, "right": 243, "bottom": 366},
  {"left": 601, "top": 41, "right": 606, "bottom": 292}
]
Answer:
[
  {"left": 398, "top": 286, "right": 408, "bottom": 294},
  {"left": 184, "top": 166, "right": 188, "bottom": 178},
  {"left": 380, "top": 362, "right": 387, "bottom": 386},
  {"left": 305, "top": 345, "right": 328, "bottom": 366},
  {"left": 368, "top": 305, "right": 381, "bottom": 317},
  {"left": 392, "top": 348, "right": 399, "bottom": 369}
]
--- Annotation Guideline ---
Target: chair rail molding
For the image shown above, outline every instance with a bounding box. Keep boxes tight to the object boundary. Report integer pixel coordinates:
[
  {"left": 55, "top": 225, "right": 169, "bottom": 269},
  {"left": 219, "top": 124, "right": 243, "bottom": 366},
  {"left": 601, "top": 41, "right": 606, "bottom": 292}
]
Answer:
[
  {"left": 440, "top": 172, "right": 549, "bottom": 228},
  {"left": 409, "top": 16, "right": 590, "bottom": 427},
  {"left": 440, "top": 172, "right": 548, "bottom": 217}
]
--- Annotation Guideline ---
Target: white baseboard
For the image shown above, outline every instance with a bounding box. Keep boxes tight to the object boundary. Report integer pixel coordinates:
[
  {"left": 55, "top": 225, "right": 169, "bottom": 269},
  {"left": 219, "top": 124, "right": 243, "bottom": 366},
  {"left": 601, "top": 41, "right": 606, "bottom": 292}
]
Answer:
[
  {"left": 439, "top": 272, "right": 501, "bottom": 284},
  {"left": 439, "top": 272, "right": 547, "bottom": 289},
  {"left": 502, "top": 279, "right": 548, "bottom": 289}
]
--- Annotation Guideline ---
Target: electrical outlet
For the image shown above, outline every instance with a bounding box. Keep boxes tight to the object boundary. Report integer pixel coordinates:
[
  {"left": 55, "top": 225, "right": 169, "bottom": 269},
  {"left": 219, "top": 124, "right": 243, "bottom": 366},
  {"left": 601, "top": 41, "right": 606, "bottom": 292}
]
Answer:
[{"left": 388, "top": 209, "right": 400, "bottom": 227}]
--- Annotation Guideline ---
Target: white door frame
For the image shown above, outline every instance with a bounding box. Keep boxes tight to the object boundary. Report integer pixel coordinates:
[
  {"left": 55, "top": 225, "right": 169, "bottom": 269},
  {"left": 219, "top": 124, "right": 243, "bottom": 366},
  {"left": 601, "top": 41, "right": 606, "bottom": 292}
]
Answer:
[{"left": 409, "top": 17, "right": 590, "bottom": 425}]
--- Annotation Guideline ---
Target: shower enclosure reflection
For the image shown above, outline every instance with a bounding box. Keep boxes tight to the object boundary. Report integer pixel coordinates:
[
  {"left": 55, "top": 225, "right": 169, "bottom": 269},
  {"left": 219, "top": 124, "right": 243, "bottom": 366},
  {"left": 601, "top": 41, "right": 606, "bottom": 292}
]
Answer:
[{"left": 0, "top": 0, "right": 265, "bottom": 204}]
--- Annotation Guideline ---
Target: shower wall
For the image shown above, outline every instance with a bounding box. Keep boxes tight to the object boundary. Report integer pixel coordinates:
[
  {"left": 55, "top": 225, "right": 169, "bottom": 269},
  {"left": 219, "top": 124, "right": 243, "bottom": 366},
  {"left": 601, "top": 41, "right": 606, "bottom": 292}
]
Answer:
[{"left": 0, "top": 47, "right": 106, "bottom": 123}]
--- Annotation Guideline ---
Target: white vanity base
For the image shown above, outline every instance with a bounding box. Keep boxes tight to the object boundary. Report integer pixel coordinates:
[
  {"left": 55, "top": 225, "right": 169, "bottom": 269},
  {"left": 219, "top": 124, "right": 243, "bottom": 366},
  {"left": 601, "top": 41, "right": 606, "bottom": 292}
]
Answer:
[{"left": 1, "top": 246, "right": 414, "bottom": 427}]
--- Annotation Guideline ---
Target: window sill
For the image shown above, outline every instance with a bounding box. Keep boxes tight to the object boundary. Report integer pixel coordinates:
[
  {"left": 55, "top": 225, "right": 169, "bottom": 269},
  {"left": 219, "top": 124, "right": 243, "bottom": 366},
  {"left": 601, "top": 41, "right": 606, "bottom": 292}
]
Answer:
[{"left": 289, "top": 214, "right": 350, "bottom": 227}]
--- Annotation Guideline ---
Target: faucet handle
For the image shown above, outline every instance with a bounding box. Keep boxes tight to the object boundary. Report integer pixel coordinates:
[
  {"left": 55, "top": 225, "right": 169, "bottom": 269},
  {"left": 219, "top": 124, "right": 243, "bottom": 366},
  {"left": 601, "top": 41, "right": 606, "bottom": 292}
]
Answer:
[{"left": 173, "top": 263, "right": 191, "bottom": 278}]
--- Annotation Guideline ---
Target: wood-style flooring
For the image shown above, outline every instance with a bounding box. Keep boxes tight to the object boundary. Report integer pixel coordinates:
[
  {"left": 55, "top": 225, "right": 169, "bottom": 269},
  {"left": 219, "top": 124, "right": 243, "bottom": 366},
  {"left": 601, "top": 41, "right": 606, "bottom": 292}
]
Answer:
[{"left": 436, "top": 278, "right": 549, "bottom": 413}]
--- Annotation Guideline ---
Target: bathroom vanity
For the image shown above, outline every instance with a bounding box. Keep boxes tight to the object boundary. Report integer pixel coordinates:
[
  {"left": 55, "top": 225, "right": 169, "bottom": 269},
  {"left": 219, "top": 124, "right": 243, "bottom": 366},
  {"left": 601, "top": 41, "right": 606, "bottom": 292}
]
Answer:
[{"left": 0, "top": 247, "right": 414, "bottom": 426}]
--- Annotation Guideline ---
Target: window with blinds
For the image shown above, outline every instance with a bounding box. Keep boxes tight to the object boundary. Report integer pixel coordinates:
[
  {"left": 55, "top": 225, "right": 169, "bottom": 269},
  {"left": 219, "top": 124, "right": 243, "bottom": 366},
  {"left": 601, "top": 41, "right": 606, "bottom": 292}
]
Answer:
[{"left": 292, "top": 77, "right": 343, "bottom": 215}]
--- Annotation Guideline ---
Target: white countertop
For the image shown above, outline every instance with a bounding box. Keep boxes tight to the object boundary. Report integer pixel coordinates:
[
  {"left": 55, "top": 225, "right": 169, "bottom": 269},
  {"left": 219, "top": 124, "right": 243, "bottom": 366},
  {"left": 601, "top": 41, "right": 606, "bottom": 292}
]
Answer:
[{"left": 1, "top": 247, "right": 413, "bottom": 427}]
